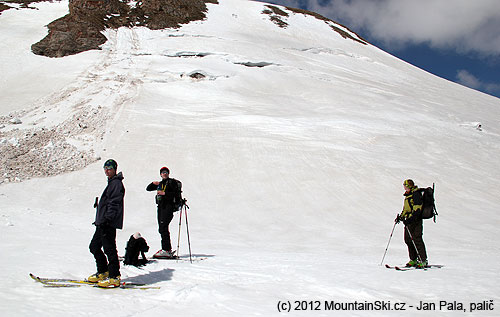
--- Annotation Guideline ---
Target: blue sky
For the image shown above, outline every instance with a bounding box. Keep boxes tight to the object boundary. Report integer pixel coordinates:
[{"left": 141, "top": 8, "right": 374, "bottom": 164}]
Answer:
[{"left": 265, "top": 0, "right": 500, "bottom": 99}]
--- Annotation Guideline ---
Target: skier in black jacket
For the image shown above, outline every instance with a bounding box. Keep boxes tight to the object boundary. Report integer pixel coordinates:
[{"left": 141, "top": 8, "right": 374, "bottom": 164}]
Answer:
[
  {"left": 88, "top": 159, "right": 125, "bottom": 288},
  {"left": 146, "top": 166, "right": 179, "bottom": 258}
]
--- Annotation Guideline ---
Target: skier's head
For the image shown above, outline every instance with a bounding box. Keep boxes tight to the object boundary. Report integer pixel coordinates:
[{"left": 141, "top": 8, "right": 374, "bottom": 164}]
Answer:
[
  {"left": 403, "top": 179, "right": 415, "bottom": 192},
  {"left": 104, "top": 159, "right": 118, "bottom": 170},
  {"left": 103, "top": 159, "right": 118, "bottom": 178},
  {"left": 160, "top": 166, "right": 170, "bottom": 179}
]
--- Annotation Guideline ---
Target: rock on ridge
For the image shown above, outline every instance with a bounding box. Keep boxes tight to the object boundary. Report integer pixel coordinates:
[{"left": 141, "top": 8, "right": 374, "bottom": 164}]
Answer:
[{"left": 31, "top": 0, "right": 217, "bottom": 57}]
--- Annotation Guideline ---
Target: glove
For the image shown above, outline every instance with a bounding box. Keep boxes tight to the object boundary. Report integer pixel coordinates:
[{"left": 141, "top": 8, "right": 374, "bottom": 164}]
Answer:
[{"left": 395, "top": 213, "right": 402, "bottom": 224}]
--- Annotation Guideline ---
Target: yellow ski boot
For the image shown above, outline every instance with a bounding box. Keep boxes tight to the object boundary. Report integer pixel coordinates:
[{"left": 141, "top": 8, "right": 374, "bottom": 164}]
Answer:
[
  {"left": 97, "top": 276, "right": 121, "bottom": 288},
  {"left": 87, "top": 272, "right": 109, "bottom": 283}
]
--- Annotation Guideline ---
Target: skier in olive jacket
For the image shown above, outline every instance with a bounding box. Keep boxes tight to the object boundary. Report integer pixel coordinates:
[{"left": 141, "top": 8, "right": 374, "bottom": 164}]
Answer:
[
  {"left": 88, "top": 159, "right": 125, "bottom": 288},
  {"left": 397, "top": 179, "right": 427, "bottom": 267}
]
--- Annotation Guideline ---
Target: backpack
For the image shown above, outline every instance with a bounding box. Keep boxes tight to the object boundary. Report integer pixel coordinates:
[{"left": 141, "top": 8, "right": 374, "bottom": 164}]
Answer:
[
  {"left": 417, "top": 184, "right": 438, "bottom": 222},
  {"left": 123, "top": 233, "right": 150, "bottom": 266},
  {"left": 155, "top": 178, "right": 185, "bottom": 212},
  {"left": 172, "top": 178, "right": 184, "bottom": 212}
]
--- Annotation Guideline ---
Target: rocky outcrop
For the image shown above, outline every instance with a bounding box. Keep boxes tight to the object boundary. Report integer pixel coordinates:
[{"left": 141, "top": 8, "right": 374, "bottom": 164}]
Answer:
[
  {"left": 0, "top": 3, "right": 12, "bottom": 14},
  {"left": 285, "top": 7, "right": 368, "bottom": 45},
  {"left": 138, "top": 0, "right": 208, "bottom": 29},
  {"left": 32, "top": 0, "right": 216, "bottom": 57}
]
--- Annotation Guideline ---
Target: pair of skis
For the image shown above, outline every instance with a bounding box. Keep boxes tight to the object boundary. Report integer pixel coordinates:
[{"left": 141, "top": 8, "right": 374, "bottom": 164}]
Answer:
[
  {"left": 29, "top": 273, "right": 159, "bottom": 289},
  {"left": 119, "top": 254, "right": 207, "bottom": 263},
  {"left": 385, "top": 264, "right": 443, "bottom": 271}
]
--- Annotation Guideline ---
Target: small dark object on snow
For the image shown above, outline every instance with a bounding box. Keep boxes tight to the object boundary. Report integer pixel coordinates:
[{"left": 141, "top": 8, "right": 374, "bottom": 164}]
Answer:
[{"left": 123, "top": 232, "right": 150, "bottom": 266}]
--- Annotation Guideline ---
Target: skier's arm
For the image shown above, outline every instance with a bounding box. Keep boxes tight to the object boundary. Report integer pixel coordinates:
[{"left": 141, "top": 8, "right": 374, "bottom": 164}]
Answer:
[{"left": 146, "top": 182, "right": 159, "bottom": 191}]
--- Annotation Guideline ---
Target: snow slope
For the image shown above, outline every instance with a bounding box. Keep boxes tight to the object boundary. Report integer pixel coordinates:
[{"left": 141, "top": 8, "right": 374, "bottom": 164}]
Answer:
[{"left": 1, "top": 0, "right": 500, "bottom": 316}]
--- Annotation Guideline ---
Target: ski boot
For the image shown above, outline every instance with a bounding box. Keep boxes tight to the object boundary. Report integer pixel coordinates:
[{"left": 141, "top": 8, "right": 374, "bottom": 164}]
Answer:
[
  {"left": 87, "top": 271, "right": 109, "bottom": 283},
  {"left": 153, "top": 249, "right": 176, "bottom": 259},
  {"left": 405, "top": 260, "right": 418, "bottom": 267},
  {"left": 97, "top": 276, "right": 121, "bottom": 288},
  {"left": 415, "top": 260, "right": 428, "bottom": 269}
]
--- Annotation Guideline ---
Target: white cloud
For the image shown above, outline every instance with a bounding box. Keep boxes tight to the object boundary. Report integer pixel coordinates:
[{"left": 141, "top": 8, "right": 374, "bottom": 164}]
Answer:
[
  {"left": 456, "top": 70, "right": 482, "bottom": 89},
  {"left": 456, "top": 70, "right": 500, "bottom": 94}
]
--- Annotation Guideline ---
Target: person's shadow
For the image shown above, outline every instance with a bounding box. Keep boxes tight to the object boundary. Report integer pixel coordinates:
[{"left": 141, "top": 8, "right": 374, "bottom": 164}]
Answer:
[
  {"left": 122, "top": 254, "right": 216, "bottom": 285},
  {"left": 123, "top": 268, "right": 174, "bottom": 285}
]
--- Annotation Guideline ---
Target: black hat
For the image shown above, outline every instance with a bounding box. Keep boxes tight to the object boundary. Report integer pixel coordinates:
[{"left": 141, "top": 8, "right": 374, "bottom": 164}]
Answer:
[{"left": 104, "top": 159, "right": 118, "bottom": 170}]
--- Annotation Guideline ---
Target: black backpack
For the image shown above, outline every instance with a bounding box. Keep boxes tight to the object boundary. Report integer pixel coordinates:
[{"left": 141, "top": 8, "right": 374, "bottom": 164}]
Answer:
[
  {"left": 155, "top": 178, "right": 185, "bottom": 212},
  {"left": 124, "top": 233, "right": 150, "bottom": 266},
  {"left": 416, "top": 184, "right": 438, "bottom": 222},
  {"left": 171, "top": 178, "right": 185, "bottom": 212}
]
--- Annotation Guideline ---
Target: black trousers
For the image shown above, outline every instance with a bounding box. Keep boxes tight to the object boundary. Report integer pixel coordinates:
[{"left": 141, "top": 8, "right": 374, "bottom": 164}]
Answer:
[
  {"left": 89, "top": 225, "right": 120, "bottom": 278},
  {"left": 158, "top": 205, "right": 174, "bottom": 251},
  {"left": 404, "top": 220, "right": 427, "bottom": 262}
]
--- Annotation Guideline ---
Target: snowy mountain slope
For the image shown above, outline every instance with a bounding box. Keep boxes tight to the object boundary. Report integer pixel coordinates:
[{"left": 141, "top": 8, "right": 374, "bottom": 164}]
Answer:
[{"left": 1, "top": 0, "right": 500, "bottom": 316}]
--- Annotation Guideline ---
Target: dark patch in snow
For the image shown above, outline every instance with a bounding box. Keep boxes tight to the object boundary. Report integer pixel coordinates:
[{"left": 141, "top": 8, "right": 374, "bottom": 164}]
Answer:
[
  {"left": 180, "top": 70, "right": 223, "bottom": 81},
  {"left": 285, "top": 6, "right": 368, "bottom": 45},
  {"left": 0, "top": 2, "right": 11, "bottom": 14},
  {"left": 188, "top": 72, "right": 206, "bottom": 79},
  {"left": 182, "top": 70, "right": 208, "bottom": 80},
  {"left": 262, "top": 5, "right": 289, "bottom": 28},
  {"left": 235, "top": 62, "right": 277, "bottom": 68},
  {"left": 261, "top": 3, "right": 368, "bottom": 45},
  {"left": 165, "top": 51, "right": 213, "bottom": 58},
  {"left": 0, "top": 0, "right": 48, "bottom": 14}
]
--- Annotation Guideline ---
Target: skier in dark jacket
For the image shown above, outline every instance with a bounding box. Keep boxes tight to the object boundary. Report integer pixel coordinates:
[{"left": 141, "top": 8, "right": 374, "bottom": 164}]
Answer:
[
  {"left": 88, "top": 159, "right": 125, "bottom": 288},
  {"left": 396, "top": 179, "right": 427, "bottom": 268},
  {"left": 146, "top": 166, "right": 179, "bottom": 258}
]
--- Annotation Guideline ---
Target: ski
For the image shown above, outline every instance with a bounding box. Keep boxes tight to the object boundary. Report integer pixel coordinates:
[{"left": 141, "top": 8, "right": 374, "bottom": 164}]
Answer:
[
  {"left": 385, "top": 264, "right": 443, "bottom": 271},
  {"left": 41, "top": 282, "right": 159, "bottom": 290},
  {"left": 153, "top": 255, "right": 179, "bottom": 260},
  {"left": 30, "top": 273, "right": 158, "bottom": 289},
  {"left": 151, "top": 255, "right": 207, "bottom": 262},
  {"left": 30, "top": 273, "right": 96, "bottom": 285},
  {"left": 385, "top": 264, "right": 412, "bottom": 271},
  {"left": 30, "top": 273, "right": 146, "bottom": 286},
  {"left": 119, "top": 255, "right": 207, "bottom": 263}
]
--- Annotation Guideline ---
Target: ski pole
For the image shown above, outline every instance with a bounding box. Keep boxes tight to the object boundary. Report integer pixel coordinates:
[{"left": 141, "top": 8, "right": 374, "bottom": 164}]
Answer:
[
  {"left": 432, "top": 183, "right": 438, "bottom": 222},
  {"left": 184, "top": 201, "right": 192, "bottom": 263},
  {"left": 176, "top": 206, "right": 183, "bottom": 260},
  {"left": 405, "top": 225, "right": 424, "bottom": 264},
  {"left": 380, "top": 221, "right": 398, "bottom": 265}
]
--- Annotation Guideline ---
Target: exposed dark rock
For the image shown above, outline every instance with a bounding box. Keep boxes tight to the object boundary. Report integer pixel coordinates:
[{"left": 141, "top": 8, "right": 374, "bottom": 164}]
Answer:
[
  {"left": 262, "top": 5, "right": 288, "bottom": 28},
  {"left": 28, "top": 0, "right": 366, "bottom": 58},
  {"left": 235, "top": 61, "right": 276, "bottom": 68},
  {"left": 31, "top": 0, "right": 215, "bottom": 57},
  {"left": 261, "top": 4, "right": 367, "bottom": 45},
  {"left": 0, "top": 3, "right": 12, "bottom": 14},
  {"left": 188, "top": 71, "right": 206, "bottom": 79},
  {"left": 138, "top": 0, "right": 207, "bottom": 30},
  {"left": 285, "top": 7, "right": 368, "bottom": 45},
  {"left": 1, "top": 0, "right": 41, "bottom": 12},
  {"left": 166, "top": 51, "right": 212, "bottom": 58},
  {"left": 1, "top": 0, "right": 65, "bottom": 14}
]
